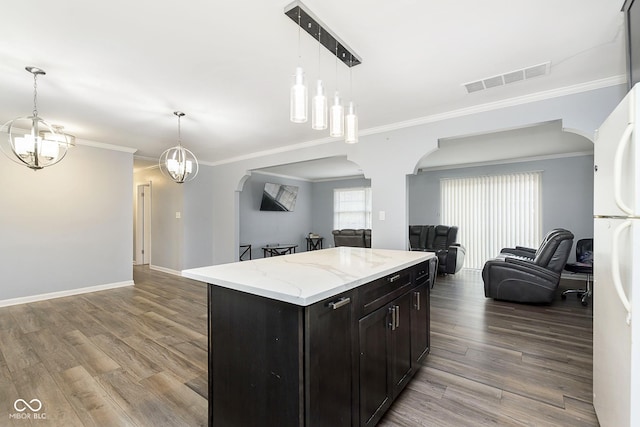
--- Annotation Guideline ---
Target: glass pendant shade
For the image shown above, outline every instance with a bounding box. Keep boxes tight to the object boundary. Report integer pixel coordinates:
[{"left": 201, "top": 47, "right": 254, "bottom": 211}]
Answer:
[
  {"left": 159, "top": 111, "right": 199, "bottom": 184},
  {"left": 1, "top": 67, "right": 72, "bottom": 170},
  {"left": 329, "top": 91, "right": 344, "bottom": 137},
  {"left": 345, "top": 101, "right": 358, "bottom": 144},
  {"left": 290, "top": 67, "right": 308, "bottom": 123},
  {"left": 311, "top": 80, "right": 328, "bottom": 130}
]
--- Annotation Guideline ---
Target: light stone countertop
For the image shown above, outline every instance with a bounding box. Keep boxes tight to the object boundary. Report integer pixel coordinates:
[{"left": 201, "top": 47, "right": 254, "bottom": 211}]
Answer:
[{"left": 182, "top": 247, "right": 434, "bottom": 306}]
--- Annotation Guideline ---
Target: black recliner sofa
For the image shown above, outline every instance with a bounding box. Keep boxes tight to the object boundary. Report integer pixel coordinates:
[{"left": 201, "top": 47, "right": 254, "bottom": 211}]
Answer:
[
  {"left": 409, "top": 225, "right": 465, "bottom": 274},
  {"left": 482, "top": 229, "right": 574, "bottom": 304}
]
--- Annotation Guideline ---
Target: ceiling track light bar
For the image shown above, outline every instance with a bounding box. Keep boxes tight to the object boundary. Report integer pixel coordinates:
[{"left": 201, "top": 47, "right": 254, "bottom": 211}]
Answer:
[{"left": 284, "top": 1, "right": 362, "bottom": 68}]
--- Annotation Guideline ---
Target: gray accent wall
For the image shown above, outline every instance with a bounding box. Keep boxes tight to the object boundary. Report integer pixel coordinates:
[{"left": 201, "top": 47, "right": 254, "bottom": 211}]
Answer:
[
  {"left": 239, "top": 172, "right": 312, "bottom": 260},
  {"left": 408, "top": 154, "right": 595, "bottom": 262},
  {"left": 0, "top": 145, "right": 133, "bottom": 300}
]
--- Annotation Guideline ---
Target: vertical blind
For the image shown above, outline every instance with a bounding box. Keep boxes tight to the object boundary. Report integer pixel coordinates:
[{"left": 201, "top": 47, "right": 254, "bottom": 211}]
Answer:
[
  {"left": 440, "top": 172, "right": 542, "bottom": 269},
  {"left": 334, "top": 187, "right": 372, "bottom": 229}
]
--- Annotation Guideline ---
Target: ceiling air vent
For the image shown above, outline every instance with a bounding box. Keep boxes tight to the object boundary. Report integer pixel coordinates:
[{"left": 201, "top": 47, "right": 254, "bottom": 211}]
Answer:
[{"left": 463, "top": 61, "right": 550, "bottom": 94}]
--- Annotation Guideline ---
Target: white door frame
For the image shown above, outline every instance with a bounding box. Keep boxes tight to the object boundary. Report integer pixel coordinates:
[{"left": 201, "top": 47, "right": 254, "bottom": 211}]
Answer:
[{"left": 135, "top": 183, "right": 151, "bottom": 265}]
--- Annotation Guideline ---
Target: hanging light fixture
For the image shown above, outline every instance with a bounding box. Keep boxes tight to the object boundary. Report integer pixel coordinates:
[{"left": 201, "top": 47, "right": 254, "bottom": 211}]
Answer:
[
  {"left": 290, "top": 8, "right": 308, "bottom": 123},
  {"left": 1, "top": 66, "right": 73, "bottom": 170},
  {"left": 159, "top": 111, "right": 199, "bottom": 184},
  {"left": 329, "top": 45, "right": 344, "bottom": 138},
  {"left": 345, "top": 55, "right": 358, "bottom": 144},
  {"left": 311, "top": 27, "right": 328, "bottom": 130},
  {"left": 285, "top": 2, "right": 361, "bottom": 137}
]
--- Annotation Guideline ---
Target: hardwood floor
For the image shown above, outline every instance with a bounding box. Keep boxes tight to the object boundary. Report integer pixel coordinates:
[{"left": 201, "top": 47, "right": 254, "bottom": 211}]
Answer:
[
  {"left": 380, "top": 269, "right": 597, "bottom": 427},
  {"left": 0, "top": 266, "right": 596, "bottom": 426}
]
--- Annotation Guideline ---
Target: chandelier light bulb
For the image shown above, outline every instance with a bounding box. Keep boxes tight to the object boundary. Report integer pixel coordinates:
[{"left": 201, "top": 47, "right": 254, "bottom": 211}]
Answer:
[
  {"left": 330, "top": 91, "right": 344, "bottom": 137},
  {"left": 290, "top": 67, "right": 308, "bottom": 123},
  {"left": 311, "top": 80, "right": 328, "bottom": 130},
  {"left": 345, "top": 101, "right": 358, "bottom": 144}
]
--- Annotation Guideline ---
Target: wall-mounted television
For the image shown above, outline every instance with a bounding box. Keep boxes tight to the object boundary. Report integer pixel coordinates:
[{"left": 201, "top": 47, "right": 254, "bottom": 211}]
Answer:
[
  {"left": 259, "top": 182, "right": 298, "bottom": 212},
  {"left": 624, "top": 0, "right": 640, "bottom": 89}
]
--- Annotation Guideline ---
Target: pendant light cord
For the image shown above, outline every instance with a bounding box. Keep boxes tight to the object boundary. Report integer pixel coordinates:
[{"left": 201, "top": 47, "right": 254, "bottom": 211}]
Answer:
[
  {"left": 297, "top": 8, "right": 302, "bottom": 63},
  {"left": 317, "top": 26, "right": 322, "bottom": 78}
]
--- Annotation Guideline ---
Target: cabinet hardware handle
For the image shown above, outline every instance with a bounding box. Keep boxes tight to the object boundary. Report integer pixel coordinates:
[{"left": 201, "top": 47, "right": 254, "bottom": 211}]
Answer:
[
  {"left": 414, "top": 291, "right": 420, "bottom": 310},
  {"left": 395, "top": 305, "right": 400, "bottom": 329},
  {"left": 388, "top": 274, "right": 401, "bottom": 283},
  {"left": 389, "top": 307, "right": 396, "bottom": 330},
  {"left": 328, "top": 297, "right": 351, "bottom": 310}
]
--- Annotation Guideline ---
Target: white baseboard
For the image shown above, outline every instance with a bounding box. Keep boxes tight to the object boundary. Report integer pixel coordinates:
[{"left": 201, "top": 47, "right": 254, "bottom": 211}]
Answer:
[
  {"left": 149, "top": 264, "right": 182, "bottom": 276},
  {"left": 0, "top": 280, "right": 134, "bottom": 308}
]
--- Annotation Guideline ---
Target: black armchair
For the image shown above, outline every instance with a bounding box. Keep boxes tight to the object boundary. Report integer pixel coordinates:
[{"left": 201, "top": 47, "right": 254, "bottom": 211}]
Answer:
[
  {"left": 409, "top": 225, "right": 466, "bottom": 274},
  {"left": 499, "top": 228, "right": 565, "bottom": 259},
  {"left": 483, "top": 229, "right": 574, "bottom": 304}
]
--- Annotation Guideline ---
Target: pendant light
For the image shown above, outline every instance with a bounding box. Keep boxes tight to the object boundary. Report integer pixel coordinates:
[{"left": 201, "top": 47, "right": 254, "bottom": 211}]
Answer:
[
  {"left": 345, "top": 55, "right": 358, "bottom": 144},
  {"left": 290, "top": 8, "right": 308, "bottom": 123},
  {"left": 1, "top": 67, "right": 73, "bottom": 170},
  {"left": 330, "top": 45, "right": 344, "bottom": 137},
  {"left": 311, "top": 27, "right": 327, "bottom": 130},
  {"left": 159, "top": 111, "right": 199, "bottom": 184}
]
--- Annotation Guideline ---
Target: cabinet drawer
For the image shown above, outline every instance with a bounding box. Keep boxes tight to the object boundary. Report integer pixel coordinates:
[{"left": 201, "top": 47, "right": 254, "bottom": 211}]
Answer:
[
  {"left": 414, "top": 261, "right": 429, "bottom": 286},
  {"left": 360, "top": 269, "right": 412, "bottom": 316}
]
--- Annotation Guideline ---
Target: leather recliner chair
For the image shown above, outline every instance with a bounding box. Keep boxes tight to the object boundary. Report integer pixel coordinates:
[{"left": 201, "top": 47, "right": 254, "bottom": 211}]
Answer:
[
  {"left": 332, "top": 229, "right": 371, "bottom": 248},
  {"left": 499, "top": 228, "right": 565, "bottom": 259},
  {"left": 409, "top": 225, "right": 466, "bottom": 274},
  {"left": 482, "top": 229, "right": 574, "bottom": 304}
]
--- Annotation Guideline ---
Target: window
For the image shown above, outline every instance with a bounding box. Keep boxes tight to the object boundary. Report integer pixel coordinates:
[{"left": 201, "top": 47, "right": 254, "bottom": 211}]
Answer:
[
  {"left": 440, "top": 172, "right": 542, "bottom": 269},
  {"left": 334, "top": 187, "right": 372, "bottom": 229}
]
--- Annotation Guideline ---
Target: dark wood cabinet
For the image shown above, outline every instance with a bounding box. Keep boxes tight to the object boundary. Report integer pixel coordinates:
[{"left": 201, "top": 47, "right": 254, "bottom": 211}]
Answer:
[
  {"left": 357, "top": 268, "right": 427, "bottom": 427},
  {"left": 305, "top": 293, "right": 353, "bottom": 426},
  {"left": 206, "top": 258, "right": 432, "bottom": 427}
]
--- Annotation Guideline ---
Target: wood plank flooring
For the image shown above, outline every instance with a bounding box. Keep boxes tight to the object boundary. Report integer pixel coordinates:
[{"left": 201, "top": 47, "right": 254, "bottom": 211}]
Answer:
[
  {"left": 380, "top": 269, "right": 597, "bottom": 427},
  {"left": 0, "top": 266, "right": 596, "bottom": 426}
]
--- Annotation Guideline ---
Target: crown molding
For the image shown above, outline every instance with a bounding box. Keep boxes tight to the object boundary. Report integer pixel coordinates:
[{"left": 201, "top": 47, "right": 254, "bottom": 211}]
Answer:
[{"left": 210, "top": 75, "right": 625, "bottom": 167}]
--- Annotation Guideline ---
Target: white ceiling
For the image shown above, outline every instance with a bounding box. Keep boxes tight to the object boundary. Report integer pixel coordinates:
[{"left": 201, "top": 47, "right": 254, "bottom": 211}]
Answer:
[{"left": 0, "top": 1, "right": 626, "bottom": 169}]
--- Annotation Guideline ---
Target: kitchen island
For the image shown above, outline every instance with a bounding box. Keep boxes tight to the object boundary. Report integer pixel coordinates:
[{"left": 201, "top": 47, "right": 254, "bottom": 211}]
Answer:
[{"left": 183, "top": 247, "right": 436, "bottom": 427}]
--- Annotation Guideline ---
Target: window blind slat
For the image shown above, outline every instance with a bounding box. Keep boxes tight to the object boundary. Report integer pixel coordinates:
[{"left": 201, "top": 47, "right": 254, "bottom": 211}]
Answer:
[{"left": 441, "top": 172, "right": 542, "bottom": 269}]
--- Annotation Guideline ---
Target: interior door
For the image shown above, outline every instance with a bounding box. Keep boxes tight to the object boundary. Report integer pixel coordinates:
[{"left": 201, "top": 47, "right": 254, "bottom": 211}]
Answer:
[{"left": 136, "top": 184, "right": 151, "bottom": 265}]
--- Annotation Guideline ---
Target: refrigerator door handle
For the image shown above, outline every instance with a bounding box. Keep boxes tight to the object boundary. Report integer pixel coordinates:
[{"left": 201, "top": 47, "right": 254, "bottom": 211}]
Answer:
[
  {"left": 611, "top": 220, "right": 632, "bottom": 325},
  {"left": 613, "top": 123, "right": 635, "bottom": 216}
]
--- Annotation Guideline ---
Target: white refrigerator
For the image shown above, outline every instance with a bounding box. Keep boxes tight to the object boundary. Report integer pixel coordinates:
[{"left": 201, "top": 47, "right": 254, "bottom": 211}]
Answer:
[{"left": 593, "top": 84, "right": 640, "bottom": 427}]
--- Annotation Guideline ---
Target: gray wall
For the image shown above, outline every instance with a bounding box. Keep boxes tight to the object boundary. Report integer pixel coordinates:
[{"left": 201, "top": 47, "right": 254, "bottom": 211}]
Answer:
[
  {"left": 183, "top": 165, "right": 215, "bottom": 269},
  {"left": 311, "top": 177, "right": 371, "bottom": 247},
  {"left": 134, "top": 164, "right": 215, "bottom": 272},
  {"left": 239, "top": 172, "right": 312, "bottom": 260},
  {"left": 207, "top": 85, "right": 625, "bottom": 265},
  {"left": 408, "top": 154, "right": 594, "bottom": 262},
  {"left": 0, "top": 145, "right": 133, "bottom": 301}
]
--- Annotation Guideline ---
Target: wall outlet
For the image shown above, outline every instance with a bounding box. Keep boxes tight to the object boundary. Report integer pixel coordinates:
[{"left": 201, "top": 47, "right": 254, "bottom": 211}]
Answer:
[
  {"left": 379, "top": 211, "right": 386, "bottom": 221},
  {"left": 175, "top": 212, "right": 181, "bottom": 219}
]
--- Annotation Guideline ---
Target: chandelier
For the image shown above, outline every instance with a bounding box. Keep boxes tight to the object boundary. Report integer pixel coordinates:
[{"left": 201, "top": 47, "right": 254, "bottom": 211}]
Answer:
[
  {"left": 159, "top": 111, "right": 199, "bottom": 183},
  {"left": 1, "top": 67, "right": 73, "bottom": 170}
]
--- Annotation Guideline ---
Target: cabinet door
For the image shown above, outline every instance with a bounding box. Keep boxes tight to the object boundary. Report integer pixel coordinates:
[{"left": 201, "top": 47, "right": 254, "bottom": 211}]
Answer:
[
  {"left": 391, "top": 291, "right": 413, "bottom": 396},
  {"left": 359, "top": 304, "right": 393, "bottom": 427},
  {"left": 411, "top": 282, "right": 430, "bottom": 365},
  {"left": 306, "top": 293, "right": 353, "bottom": 427}
]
